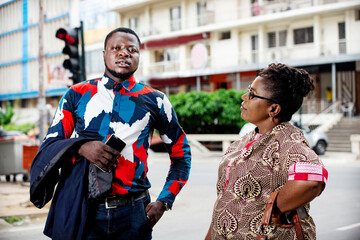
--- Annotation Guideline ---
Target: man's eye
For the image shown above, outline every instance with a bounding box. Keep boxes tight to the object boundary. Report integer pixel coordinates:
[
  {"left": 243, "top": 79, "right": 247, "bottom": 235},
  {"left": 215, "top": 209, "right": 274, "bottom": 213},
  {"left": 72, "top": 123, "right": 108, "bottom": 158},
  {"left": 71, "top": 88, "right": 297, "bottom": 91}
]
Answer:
[{"left": 129, "top": 48, "right": 137, "bottom": 53}]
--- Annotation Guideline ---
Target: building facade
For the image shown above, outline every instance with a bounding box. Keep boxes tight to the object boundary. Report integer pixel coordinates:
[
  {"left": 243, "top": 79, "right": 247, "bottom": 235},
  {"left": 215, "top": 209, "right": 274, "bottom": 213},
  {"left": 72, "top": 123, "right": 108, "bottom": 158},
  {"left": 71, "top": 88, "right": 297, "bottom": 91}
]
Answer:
[
  {"left": 1, "top": 0, "right": 360, "bottom": 122},
  {"left": 0, "top": 0, "right": 79, "bottom": 123},
  {"left": 110, "top": 0, "right": 360, "bottom": 114}
]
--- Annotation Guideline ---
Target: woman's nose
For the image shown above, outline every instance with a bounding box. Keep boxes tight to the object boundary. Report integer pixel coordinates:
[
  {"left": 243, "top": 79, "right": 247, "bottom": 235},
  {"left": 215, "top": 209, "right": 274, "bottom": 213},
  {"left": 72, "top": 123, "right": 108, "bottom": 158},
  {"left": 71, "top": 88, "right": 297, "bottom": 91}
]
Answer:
[{"left": 241, "top": 92, "right": 248, "bottom": 101}]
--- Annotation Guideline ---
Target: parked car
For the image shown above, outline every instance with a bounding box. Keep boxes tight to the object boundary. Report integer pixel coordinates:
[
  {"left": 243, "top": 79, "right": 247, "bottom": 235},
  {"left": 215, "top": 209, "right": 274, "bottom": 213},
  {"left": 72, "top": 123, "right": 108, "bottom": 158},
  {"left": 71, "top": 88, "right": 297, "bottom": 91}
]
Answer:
[
  {"left": 0, "top": 129, "right": 25, "bottom": 137},
  {"left": 239, "top": 122, "right": 328, "bottom": 155}
]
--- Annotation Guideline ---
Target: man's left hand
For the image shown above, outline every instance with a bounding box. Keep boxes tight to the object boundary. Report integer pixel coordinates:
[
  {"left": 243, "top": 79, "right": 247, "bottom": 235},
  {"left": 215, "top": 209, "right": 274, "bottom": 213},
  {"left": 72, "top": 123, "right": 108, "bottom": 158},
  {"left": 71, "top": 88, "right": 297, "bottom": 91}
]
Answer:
[{"left": 145, "top": 200, "right": 166, "bottom": 227}]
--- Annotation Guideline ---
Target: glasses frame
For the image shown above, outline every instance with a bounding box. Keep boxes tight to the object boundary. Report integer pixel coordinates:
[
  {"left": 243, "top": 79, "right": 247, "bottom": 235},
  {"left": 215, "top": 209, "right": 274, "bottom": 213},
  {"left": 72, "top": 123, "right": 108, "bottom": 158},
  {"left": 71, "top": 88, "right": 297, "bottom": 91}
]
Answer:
[{"left": 247, "top": 85, "right": 279, "bottom": 104}]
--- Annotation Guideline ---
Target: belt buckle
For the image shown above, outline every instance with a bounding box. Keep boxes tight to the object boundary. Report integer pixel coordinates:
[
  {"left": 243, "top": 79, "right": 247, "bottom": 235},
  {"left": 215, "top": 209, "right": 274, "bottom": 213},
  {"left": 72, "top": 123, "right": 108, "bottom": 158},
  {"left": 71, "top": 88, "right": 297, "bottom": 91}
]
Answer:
[{"left": 105, "top": 196, "right": 117, "bottom": 209}]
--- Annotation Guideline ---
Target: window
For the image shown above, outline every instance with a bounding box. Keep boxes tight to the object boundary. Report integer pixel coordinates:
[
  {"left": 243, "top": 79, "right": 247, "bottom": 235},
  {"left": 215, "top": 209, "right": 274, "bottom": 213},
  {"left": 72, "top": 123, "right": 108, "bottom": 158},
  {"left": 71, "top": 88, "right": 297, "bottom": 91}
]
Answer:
[
  {"left": 267, "top": 30, "right": 287, "bottom": 48},
  {"left": 197, "top": 1, "right": 207, "bottom": 15},
  {"left": 338, "top": 22, "right": 346, "bottom": 54},
  {"left": 356, "top": 9, "right": 360, "bottom": 21},
  {"left": 293, "top": 27, "right": 313, "bottom": 44},
  {"left": 251, "top": 35, "right": 258, "bottom": 51},
  {"left": 251, "top": 35, "right": 259, "bottom": 63},
  {"left": 153, "top": 48, "right": 180, "bottom": 73},
  {"left": 21, "top": 99, "right": 27, "bottom": 108},
  {"left": 170, "top": 6, "right": 181, "bottom": 31},
  {"left": 154, "top": 48, "right": 180, "bottom": 62},
  {"left": 251, "top": 0, "right": 261, "bottom": 16},
  {"left": 219, "top": 31, "right": 231, "bottom": 40},
  {"left": 197, "top": 1, "right": 214, "bottom": 26},
  {"left": 279, "top": 30, "right": 287, "bottom": 46},
  {"left": 129, "top": 17, "right": 138, "bottom": 31},
  {"left": 338, "top": 22, "right": 345, "bottom": 39},
  {"left": 268, "top": 32, "right": 276, "bottom": 48}
]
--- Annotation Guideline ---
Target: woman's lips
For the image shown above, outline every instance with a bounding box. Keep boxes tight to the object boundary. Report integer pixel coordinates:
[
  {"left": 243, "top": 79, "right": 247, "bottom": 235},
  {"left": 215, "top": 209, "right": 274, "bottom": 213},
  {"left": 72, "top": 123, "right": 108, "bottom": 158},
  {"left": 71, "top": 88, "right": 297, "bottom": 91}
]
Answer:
[{"left": 241, "top": 104, "right": 246, "bottom": 111}]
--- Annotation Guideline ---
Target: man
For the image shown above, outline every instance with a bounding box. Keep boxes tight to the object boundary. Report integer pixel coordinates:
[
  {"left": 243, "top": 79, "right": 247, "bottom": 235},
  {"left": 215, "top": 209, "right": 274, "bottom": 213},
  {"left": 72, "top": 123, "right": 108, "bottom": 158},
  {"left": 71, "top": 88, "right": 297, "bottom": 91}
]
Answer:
[{"left": 30, "top": 27, "right": 191, "bottom": 240}]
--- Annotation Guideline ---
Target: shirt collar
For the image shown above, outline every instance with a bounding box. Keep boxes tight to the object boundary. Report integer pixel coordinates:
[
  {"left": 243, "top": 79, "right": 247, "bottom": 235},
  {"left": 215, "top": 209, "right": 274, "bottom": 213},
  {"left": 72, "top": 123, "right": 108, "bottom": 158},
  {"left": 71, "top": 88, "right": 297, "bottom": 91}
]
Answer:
[{"left": 102, "top": 74, "right": 136, "bottom": 91}]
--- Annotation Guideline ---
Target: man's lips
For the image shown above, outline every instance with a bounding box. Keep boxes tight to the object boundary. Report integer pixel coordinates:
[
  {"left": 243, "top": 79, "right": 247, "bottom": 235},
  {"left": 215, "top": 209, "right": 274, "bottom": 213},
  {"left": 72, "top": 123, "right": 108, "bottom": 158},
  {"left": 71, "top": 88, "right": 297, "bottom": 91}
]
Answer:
[{"left": 115, "top": 60, "right": 130, "bottom": 67}]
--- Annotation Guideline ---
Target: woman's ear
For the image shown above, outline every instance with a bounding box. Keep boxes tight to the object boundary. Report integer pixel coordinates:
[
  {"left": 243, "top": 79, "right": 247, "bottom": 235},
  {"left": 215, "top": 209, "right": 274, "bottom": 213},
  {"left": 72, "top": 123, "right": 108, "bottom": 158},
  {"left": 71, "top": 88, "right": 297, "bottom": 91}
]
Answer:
[{"left": 268, "top": 104, "right": 281, "bottom": 118}]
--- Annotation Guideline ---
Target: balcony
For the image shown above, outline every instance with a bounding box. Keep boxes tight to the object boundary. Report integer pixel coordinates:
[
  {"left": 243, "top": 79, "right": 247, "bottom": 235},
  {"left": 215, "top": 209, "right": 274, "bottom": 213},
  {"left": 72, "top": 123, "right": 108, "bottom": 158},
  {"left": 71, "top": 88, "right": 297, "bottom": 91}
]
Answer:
[
  {"left": 170, "top": 19, "right": 181, "bottom": 32},
  {"left": 197, "top": 11, "right": 215, "bottom": 26},
  {"left": 148, "top": 61, "right": 181, "bottom": 75}
]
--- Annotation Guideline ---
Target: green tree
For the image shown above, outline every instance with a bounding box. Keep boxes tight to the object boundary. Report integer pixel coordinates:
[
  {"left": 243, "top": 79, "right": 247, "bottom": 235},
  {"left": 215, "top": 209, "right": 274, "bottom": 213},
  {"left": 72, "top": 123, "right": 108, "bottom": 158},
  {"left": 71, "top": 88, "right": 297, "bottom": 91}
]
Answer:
[{"left": 0, "top": 102, "right": 14, "bottom": 126}]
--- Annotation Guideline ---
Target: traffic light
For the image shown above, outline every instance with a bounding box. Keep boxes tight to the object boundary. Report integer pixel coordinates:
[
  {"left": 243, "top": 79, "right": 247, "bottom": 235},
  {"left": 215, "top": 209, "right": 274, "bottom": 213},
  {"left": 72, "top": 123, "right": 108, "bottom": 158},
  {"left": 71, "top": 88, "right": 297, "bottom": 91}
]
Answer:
[{"left": 56, "top": 27, "right": 81, "bottom": 84}]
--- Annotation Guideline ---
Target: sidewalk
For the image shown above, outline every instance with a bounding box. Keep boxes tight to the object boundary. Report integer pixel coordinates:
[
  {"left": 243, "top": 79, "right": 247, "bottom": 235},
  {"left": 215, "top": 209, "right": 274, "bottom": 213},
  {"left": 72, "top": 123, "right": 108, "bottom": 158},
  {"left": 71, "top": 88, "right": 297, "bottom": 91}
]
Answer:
[{"left": 0, "top": 151, "right": 358, "bottom": 230}]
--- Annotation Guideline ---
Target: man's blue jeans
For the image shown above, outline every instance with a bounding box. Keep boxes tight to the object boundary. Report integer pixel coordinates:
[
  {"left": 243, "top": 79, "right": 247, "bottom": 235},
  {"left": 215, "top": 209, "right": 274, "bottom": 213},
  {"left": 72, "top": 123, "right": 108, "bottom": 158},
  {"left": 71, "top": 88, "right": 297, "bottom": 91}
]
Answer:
[{"left": 85, "top": 195, "right": 153, "bottom": 240}]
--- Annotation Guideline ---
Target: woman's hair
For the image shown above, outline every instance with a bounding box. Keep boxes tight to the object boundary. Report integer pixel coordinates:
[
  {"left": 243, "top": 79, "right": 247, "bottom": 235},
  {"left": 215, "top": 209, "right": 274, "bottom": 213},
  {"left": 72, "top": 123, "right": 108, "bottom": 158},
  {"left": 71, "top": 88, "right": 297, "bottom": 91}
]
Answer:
[{"left": 259, "top": 63, "right": 314, "bottom": 122}]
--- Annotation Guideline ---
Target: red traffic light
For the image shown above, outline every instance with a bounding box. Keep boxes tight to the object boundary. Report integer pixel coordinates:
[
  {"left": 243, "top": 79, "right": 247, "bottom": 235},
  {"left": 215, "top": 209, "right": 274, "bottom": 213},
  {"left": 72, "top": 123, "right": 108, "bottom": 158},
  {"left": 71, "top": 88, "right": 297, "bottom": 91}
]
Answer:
[{"left": 56, "top": 28, "right": 78, "bottom": 45}]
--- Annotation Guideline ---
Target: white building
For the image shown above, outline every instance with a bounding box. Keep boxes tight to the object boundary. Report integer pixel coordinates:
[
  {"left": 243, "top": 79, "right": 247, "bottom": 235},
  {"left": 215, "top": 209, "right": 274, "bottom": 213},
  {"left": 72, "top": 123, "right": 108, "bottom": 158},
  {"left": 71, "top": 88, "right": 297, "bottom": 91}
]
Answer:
[
  {"left": 109, "top": 0, "right": 360, "bottom": 114},
  {"left": 1, "top": 0, "right": 360, "bottom": 120}
]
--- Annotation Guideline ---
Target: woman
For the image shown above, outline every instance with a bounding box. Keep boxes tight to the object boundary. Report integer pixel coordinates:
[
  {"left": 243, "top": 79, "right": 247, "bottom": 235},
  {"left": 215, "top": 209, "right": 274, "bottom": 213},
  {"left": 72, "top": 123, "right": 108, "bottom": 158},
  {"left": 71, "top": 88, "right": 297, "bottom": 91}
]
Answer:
[{"left": 205, "top": 63, "right": 328, "bottom": 239}]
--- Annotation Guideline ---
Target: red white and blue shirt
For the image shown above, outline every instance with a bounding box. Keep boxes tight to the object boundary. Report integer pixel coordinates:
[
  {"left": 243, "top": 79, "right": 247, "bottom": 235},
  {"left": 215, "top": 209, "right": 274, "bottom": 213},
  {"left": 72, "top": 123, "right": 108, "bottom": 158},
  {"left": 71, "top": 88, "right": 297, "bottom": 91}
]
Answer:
[{"left": 45, "top": 74, "right": 191, "bottom": 206}]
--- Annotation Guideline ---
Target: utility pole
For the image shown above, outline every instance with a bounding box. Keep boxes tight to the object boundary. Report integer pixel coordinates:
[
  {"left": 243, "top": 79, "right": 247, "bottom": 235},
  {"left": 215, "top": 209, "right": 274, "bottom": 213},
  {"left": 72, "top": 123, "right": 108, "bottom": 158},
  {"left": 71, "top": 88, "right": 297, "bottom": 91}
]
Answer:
[{"left": 38, "top": 0, "right": 46, "bottom": 142}]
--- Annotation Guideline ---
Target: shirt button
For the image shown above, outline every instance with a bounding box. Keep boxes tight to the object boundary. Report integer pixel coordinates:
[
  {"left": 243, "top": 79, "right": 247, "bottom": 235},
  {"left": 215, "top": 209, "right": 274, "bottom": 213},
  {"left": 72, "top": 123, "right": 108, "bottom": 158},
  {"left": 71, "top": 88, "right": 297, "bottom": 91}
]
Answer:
[
  {"left": 115, "top": 103, "right": 118, "bottom": 106},
  {"left": 111, "top": 118, "right": 115, "bottom": 122}
]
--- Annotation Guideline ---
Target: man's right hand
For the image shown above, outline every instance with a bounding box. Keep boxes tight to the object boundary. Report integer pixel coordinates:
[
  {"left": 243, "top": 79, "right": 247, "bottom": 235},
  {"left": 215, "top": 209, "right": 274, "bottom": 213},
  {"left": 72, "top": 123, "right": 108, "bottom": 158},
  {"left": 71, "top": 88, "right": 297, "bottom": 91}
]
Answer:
[{"left": 78, "top": 141, "right": 121, "bottom": 172}]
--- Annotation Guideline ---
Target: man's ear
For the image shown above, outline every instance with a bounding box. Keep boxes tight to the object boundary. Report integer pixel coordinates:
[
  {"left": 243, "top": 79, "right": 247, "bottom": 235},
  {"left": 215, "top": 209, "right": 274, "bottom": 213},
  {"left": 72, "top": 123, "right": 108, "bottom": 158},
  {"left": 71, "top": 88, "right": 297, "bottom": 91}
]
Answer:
[{"left": 269, "top": 104, "right": 281, "bottom": 118}]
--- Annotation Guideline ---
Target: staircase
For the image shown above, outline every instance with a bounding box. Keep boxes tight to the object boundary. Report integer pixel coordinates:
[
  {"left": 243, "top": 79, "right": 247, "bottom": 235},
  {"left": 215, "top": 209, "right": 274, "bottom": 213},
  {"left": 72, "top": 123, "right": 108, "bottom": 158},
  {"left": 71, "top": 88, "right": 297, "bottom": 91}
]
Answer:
[{"left": 326, "top": 117, "right": 360, "bottom": 152}]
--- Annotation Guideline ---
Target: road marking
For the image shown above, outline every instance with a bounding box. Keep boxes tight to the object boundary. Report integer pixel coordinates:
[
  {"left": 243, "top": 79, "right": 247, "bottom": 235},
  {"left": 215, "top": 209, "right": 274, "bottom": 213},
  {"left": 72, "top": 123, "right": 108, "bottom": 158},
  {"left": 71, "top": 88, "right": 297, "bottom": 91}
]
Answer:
[{"left": 336, "top": 223, "right": 360, "bottom": 231}]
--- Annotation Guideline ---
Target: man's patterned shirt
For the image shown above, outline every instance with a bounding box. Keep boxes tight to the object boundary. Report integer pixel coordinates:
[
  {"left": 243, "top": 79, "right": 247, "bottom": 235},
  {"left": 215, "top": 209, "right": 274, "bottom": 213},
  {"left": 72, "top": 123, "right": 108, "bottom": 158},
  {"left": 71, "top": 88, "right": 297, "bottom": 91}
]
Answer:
[{"left": 45, "top": 74, "right": 191, "bottom": 206}]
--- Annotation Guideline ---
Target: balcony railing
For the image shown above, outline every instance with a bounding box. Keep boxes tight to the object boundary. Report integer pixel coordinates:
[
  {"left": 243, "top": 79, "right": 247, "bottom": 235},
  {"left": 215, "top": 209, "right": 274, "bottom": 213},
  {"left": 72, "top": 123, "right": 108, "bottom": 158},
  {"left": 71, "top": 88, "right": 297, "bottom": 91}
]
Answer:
[
  {"left": 235, "top": 0, "right": 355, "bottom": 22},
  {"left": 197, "top": 12, "right": 215, "bottom": 26},
  {"left": 148, "top": 61, "right": 181, "bottom": 75},
  {"left": 170, "top": 19, "right": 181, "bottom": 32},
  {"left": 142, "top": 38, "right": 349, "bottom": 76}
]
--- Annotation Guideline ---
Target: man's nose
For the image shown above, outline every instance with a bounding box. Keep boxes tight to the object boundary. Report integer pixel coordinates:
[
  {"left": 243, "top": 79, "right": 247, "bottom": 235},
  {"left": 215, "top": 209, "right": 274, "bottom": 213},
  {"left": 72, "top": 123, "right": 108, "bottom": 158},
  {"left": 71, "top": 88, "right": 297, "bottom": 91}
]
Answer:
[{"left": 118, "top": 49, "right": 129, "bottom": 57}]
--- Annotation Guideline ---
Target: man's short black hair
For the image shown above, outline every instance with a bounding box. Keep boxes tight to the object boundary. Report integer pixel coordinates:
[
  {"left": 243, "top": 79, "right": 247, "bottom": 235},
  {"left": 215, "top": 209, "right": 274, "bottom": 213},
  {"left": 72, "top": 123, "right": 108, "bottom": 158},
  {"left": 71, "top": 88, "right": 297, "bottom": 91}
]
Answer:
[{"left": 104, "top": 27, "right": 141, "bottom": 49}]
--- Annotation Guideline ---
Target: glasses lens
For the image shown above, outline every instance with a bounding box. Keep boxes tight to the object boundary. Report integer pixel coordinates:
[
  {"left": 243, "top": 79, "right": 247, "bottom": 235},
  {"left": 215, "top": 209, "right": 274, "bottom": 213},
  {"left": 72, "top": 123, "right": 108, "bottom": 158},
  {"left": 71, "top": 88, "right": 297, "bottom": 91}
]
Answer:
[{"left": 248, "top": 86, "right": 253, "bottom": 100}]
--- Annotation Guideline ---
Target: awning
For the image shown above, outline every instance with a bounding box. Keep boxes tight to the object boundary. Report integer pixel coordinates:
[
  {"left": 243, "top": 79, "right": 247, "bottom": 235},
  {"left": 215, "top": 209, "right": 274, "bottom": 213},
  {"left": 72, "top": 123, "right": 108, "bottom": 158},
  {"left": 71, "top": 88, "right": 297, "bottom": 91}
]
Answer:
[{"left": 149, "top": 77, "right": 197, "bottom": 88}]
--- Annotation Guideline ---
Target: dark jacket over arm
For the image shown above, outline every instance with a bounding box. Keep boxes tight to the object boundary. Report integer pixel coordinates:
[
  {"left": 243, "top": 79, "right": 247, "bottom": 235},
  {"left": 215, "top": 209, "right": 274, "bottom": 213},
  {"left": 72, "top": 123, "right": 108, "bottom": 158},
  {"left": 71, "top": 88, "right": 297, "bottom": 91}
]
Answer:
[{"left": 30, "top": 137, "right": 89, "bottom": 240}]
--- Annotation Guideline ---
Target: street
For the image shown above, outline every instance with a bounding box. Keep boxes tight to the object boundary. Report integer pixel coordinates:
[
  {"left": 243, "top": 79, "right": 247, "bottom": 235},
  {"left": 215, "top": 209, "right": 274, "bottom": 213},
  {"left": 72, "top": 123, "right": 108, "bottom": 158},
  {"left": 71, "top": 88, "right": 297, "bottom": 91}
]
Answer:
[{"left": 0, "top": 151, "right": 359, "bottom": 240}]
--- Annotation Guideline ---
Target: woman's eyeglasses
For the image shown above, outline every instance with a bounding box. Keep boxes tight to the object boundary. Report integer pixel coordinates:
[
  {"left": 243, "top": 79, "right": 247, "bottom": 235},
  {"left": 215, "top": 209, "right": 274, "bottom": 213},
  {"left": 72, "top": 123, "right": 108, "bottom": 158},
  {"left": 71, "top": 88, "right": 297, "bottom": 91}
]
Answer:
[{"left": 247, "top": 85, "right": 279, "bottom": 104}]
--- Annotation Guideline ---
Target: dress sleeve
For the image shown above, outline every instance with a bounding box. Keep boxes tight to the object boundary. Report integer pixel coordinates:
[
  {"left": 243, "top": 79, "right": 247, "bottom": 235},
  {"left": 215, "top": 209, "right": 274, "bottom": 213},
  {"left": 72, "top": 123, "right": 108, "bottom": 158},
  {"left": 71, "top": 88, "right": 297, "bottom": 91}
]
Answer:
[{"left": 288, "top": 162, "right": 328, "bottom": 192}]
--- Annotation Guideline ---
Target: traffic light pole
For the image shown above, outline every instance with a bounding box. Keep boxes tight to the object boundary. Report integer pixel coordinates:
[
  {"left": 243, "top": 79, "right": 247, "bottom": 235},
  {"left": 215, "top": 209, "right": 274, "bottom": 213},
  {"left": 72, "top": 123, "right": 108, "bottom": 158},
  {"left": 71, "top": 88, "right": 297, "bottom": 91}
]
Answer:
[
  {"left": 80, "top": 21, "right": 86, "bottom": 82},
  {"left": 38, "top": 0, "right": 46, "bottom": 142},
  {"left": 56, "top": 24, "right": 85, "bottom": 85}
]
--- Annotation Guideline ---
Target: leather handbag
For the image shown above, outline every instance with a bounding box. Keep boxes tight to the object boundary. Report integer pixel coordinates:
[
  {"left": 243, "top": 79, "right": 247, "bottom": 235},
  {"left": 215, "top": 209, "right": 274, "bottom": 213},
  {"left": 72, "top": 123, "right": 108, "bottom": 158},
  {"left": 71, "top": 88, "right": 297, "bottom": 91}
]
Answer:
[{"left": 256, "top": 191, "right": 304, "bottom": 240}]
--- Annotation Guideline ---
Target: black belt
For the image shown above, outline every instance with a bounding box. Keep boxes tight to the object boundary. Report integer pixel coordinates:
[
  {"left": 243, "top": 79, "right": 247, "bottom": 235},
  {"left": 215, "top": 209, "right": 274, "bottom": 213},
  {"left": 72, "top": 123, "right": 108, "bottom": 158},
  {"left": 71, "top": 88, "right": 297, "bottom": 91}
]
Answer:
[{"left": 99, "top": 190, "right": 149, "bottom": 209}]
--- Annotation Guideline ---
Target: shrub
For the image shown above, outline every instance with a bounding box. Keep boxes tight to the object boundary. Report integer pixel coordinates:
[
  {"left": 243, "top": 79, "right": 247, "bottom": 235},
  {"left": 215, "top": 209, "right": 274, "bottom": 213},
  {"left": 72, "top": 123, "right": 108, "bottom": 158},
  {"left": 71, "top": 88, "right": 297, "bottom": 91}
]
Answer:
[
  {"left": 169, "top": 89, "right": 247, "bottom": 134},
  {"left": 3, "top": 123, "right": 37, "bottom": 134},
  {"left": 0, "top": 102, "right": 14, "bottom": 126}
]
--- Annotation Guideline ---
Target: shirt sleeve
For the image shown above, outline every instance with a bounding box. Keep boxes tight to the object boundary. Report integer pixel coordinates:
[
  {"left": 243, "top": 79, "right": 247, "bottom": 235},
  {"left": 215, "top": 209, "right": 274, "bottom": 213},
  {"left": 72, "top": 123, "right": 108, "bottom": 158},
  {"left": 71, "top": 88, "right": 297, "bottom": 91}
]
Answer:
[
  {"left": 45, "top": 87, "right": 75, "bottom": 141},
  {"left": 155, "top": 94, "right": 192, "bottom": 208},
  {"left": 43, "top": 87, "right": 78, "bottom": 163},
  {"left": 288, "top": 162, "right": 328, "bottom": 192}
]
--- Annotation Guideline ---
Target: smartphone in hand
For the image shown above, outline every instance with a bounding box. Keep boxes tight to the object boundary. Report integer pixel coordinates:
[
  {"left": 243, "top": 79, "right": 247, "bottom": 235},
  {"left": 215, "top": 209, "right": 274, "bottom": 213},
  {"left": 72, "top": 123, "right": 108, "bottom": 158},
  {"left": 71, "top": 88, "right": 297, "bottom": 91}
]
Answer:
[
  {"left": 105, "top": 134, "right": 126, "bottom": 152},
  {"left": 94, "top": 134, "right": 126, "bottom": 172}
]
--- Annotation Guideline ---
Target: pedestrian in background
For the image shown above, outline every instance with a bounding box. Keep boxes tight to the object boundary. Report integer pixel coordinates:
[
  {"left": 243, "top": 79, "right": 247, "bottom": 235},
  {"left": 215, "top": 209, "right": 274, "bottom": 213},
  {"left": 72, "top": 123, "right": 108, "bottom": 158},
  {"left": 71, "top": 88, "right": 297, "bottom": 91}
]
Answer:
[
  {"left": 30, "top": 27, "right": 191, "bottom": 240},
  {"left": 205, "top": 63, "right": 328, "bottom": 239},
  {"left": 326, "top": 86, "right": 332, "bottom": 106}
]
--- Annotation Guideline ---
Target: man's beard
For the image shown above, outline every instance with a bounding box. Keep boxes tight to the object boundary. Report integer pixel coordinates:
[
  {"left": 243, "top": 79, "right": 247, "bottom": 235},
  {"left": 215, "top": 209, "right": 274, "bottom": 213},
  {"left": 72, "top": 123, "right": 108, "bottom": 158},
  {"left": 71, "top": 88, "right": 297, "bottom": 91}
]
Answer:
[{"left": 105, "top": 63, "right": 137, "bottom": 81}]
